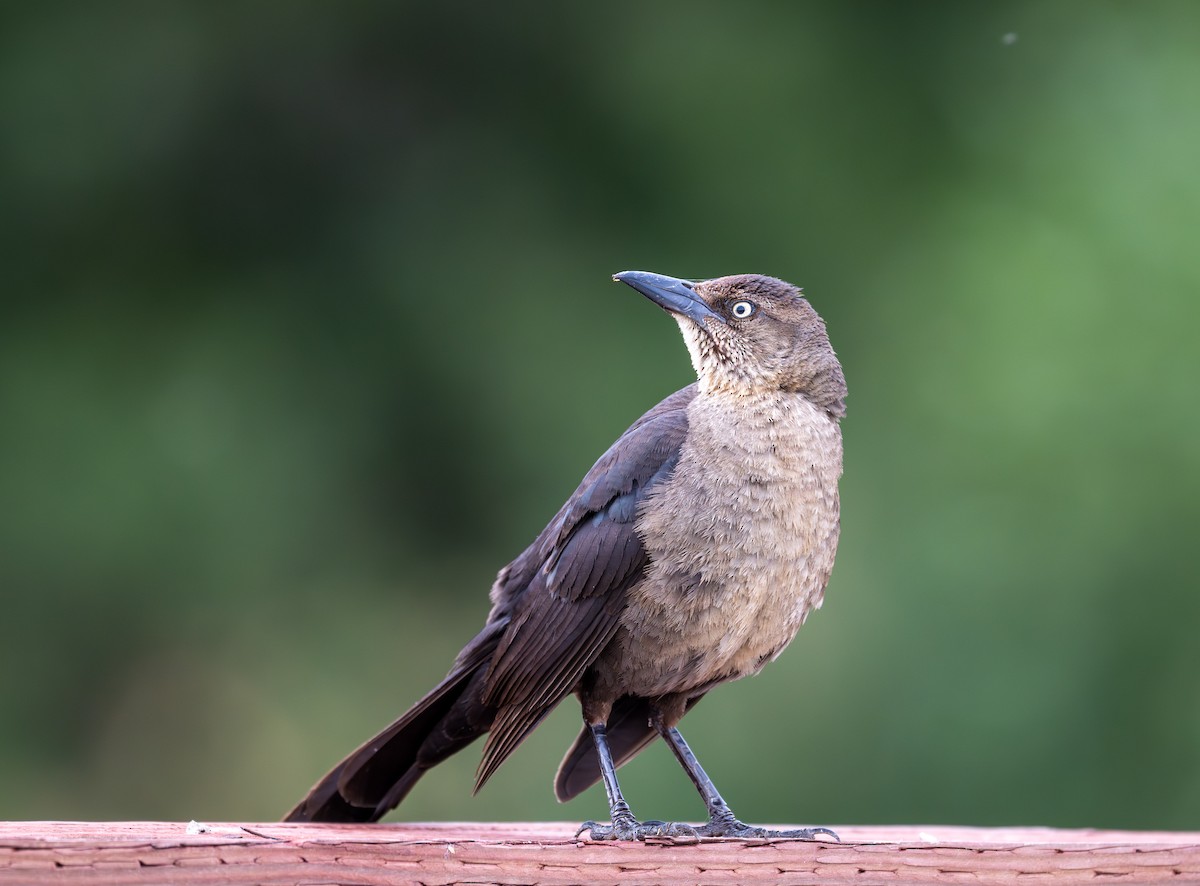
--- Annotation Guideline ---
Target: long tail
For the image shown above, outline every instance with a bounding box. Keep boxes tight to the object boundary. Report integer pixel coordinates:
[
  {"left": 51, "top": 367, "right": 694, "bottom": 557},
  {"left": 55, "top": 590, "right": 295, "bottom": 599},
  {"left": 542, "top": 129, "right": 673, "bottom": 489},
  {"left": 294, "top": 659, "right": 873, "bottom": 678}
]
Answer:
[{"left": 285, "top": 633, "right": 500, "bottom": 823}]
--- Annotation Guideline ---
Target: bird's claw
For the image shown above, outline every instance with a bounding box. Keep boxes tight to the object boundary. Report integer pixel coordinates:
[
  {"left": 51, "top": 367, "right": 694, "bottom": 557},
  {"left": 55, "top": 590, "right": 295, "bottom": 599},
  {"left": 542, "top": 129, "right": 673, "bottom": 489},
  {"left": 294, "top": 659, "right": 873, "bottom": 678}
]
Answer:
[
  {"left": 696, "top": 817, "right": 839, "bottom": 841},
  {"left": 576, "top": 817, "right": 698, "bottom": 841}
]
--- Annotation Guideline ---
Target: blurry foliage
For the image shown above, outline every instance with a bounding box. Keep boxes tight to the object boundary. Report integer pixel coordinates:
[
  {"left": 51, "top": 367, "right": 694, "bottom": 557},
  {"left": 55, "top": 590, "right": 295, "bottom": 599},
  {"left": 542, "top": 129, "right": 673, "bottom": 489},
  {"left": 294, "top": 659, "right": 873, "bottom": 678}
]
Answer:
[{"left": 1, "top": 1, "right": 1198, "bottom": 829}]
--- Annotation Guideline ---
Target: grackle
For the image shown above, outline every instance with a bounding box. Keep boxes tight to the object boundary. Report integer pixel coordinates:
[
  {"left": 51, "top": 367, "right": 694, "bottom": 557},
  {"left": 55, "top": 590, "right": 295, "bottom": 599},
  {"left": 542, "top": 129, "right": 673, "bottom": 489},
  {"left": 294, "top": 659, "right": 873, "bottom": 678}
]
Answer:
[{"left": 285, "top": 270, "right": 846, "bottom": 841}]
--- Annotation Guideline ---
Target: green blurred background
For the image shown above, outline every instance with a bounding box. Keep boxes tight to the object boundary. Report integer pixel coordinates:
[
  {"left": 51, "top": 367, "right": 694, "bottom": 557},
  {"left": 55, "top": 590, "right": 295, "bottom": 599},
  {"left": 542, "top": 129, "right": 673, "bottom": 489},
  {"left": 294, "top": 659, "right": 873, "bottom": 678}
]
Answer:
[{"left": 2, "top": 1, "right": 1198, "bottom": 830}]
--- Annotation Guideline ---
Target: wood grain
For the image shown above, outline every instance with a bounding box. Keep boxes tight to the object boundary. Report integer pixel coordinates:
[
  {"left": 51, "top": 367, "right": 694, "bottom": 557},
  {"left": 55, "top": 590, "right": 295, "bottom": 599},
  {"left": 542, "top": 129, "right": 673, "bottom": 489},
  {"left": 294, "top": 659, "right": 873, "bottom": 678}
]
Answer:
[{"left": 2, "top": 821, "right": 1198, "bottom": 885}]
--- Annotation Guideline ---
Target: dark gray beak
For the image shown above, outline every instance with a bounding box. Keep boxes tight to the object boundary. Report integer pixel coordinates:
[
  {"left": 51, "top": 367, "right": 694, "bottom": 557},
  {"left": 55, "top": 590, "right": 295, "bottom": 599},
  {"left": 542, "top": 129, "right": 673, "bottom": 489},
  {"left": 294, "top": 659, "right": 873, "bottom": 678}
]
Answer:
[{"left": 613, "top": 270, "right": 725, "bottom": 327}]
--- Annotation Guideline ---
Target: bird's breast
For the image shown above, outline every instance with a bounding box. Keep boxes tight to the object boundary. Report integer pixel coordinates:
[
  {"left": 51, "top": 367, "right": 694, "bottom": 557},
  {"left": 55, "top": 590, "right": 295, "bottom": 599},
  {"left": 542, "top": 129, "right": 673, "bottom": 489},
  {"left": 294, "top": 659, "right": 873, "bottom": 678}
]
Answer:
[{"left": 616, "top": 391, "right": 843, "bottom": 696}]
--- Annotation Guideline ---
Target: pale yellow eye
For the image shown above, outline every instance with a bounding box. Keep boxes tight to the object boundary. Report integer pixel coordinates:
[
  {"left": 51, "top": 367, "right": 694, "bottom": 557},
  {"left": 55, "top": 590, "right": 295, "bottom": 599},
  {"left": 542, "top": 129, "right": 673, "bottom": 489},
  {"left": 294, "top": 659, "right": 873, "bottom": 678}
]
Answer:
[{"left": 731, "top": 300, "right": 755, "bottom": 319}]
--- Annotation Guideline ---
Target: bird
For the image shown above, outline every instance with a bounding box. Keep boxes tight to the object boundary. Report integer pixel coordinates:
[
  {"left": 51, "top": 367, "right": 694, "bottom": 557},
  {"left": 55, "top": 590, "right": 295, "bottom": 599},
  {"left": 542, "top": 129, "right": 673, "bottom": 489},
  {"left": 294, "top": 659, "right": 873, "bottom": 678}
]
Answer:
[{"left": 285, "top": 270, "right": 847, "bottom": 841}]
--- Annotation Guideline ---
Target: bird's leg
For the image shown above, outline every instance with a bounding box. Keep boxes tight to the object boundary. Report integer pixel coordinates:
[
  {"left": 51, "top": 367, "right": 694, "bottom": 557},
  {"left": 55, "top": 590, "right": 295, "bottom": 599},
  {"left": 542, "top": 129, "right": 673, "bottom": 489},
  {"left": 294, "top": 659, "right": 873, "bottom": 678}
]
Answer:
[
  {"left": 575, "top": 724, "right": 637, "bottom": 839},
  {"left": 652, "top": 714, "right": 839, "bottom": 842},
  {"left": 575, "top": 723, "right": 696, "bottom": 841}
]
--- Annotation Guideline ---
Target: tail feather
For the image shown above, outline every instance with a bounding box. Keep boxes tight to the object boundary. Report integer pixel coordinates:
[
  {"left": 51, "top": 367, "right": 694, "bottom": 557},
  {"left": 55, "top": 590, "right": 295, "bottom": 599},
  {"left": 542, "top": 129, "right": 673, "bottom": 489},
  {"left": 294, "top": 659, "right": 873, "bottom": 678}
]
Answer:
[
  {"left": 284, "top": 662, "right": 495, "bottom": 823},
  {"left": 284, "top": 758, "right": 376, "bottom": 823}
]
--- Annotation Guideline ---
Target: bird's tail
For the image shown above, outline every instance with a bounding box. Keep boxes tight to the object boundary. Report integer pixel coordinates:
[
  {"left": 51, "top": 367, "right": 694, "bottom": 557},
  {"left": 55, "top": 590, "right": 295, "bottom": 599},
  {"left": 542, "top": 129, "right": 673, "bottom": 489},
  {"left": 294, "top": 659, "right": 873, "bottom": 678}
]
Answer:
[{"left": 285, "top": 639, "right": 499, "bottom": 823}]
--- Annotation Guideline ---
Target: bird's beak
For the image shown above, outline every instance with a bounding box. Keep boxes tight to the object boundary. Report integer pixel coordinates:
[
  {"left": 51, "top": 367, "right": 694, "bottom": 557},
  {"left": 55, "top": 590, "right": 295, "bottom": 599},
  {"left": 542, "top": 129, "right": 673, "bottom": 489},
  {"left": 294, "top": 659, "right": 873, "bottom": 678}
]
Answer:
[{"left": 613, "top": 270, "right": 726, "bottom": 327}]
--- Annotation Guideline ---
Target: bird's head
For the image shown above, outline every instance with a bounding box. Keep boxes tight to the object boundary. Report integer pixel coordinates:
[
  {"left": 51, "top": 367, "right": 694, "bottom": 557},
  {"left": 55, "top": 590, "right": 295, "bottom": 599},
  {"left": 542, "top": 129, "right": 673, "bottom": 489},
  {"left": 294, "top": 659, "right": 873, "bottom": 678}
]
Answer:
[{"left": 614, "top": 270, "right": 846, "bottom": 417}]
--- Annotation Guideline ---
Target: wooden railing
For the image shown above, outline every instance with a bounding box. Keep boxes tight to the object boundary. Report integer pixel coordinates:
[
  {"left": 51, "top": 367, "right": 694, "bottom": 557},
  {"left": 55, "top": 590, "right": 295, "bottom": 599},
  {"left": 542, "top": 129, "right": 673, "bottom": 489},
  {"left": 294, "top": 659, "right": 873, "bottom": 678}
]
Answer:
[{"left": 2, "top": 821, "right": 1198, "bottom": 884}]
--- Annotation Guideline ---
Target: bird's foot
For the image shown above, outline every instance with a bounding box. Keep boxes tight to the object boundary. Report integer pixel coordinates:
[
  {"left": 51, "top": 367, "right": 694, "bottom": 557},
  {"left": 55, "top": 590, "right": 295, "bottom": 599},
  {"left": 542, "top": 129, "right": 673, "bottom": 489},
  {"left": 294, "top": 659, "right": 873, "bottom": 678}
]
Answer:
[
  {"left": 576, "top": 815, "right": 698, "bottom": 842},
  {"left": 696, "top": 813, "right": 839, "bottom": 842}
]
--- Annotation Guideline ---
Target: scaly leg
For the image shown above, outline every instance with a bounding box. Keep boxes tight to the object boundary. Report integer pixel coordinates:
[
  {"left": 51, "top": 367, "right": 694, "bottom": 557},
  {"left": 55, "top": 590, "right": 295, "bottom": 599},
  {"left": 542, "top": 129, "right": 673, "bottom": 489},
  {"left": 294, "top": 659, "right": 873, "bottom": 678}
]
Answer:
[
  {"left": 653, "top": 715, "right": 838, "bottom": 841},
  {"left": 575, "top": 723, "right": 697, "bottom": 841}
]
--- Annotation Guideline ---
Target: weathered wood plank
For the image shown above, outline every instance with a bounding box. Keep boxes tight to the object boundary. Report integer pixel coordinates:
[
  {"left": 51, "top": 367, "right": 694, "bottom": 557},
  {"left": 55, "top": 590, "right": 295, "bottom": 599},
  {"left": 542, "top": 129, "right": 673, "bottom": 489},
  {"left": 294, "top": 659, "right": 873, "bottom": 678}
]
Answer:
[{"left": 1, "top": 821, "right": 1197, "bottom": 885}]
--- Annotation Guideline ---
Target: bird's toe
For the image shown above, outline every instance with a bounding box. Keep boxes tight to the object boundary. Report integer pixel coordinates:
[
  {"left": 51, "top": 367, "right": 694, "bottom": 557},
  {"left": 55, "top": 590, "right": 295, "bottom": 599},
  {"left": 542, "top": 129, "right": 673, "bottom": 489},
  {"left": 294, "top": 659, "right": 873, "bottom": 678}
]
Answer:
[
  {"left": 577, "top": 817, "right": 698, "bottom": 841},
  {"left": 696, "top": 818, "right": 839, "bottom": 842}
]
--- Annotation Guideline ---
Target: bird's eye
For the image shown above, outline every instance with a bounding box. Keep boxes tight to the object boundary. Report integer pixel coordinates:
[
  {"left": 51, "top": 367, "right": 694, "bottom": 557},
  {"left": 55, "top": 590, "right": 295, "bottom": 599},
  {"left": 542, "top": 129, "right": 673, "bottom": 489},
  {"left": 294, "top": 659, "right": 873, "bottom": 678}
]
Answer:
[{"left": 730, "top": 300, "right": 756, "bottom": 319}]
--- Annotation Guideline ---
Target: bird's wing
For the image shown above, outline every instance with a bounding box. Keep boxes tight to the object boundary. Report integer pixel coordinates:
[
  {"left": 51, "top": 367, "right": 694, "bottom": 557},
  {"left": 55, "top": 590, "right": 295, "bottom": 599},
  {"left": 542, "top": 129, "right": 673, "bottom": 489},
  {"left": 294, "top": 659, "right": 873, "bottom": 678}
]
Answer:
[{"left": 473, "top": 384, "right": 697, "bottom": 789}]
